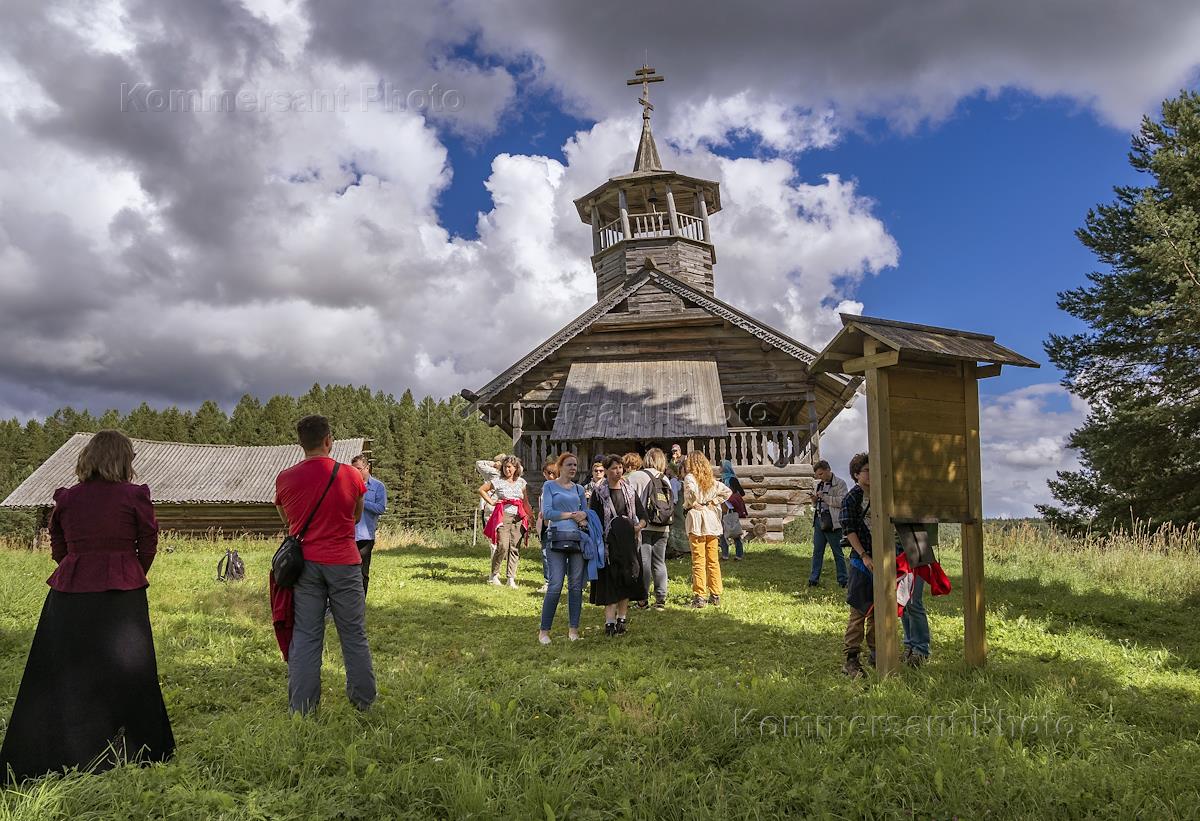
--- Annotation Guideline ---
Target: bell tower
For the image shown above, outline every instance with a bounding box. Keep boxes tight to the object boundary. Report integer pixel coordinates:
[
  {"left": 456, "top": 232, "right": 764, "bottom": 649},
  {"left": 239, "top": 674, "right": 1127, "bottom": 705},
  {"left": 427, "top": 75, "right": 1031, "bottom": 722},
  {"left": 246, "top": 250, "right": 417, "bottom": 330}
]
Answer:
[{"left": 572, "top": 65, "right": 722, "bottom": 307}]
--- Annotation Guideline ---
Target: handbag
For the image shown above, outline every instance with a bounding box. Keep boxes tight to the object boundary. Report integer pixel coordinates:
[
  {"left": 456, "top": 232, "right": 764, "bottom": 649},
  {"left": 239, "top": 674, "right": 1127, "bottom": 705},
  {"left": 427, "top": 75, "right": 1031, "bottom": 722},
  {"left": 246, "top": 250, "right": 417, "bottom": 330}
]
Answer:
[
  {"left": 271, "top": 462, "right": 340, "bottom": 588},
  {"left": 817, "top": 508, "right": 836, "bottom": 533}
]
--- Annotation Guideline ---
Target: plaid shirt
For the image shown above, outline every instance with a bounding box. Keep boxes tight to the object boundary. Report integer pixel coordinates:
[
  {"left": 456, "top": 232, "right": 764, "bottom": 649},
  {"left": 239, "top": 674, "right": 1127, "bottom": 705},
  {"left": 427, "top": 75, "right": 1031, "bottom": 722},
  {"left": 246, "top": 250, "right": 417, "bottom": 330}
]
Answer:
[{"left": 839, "top": 484, "right": 872, "bottom": 557}]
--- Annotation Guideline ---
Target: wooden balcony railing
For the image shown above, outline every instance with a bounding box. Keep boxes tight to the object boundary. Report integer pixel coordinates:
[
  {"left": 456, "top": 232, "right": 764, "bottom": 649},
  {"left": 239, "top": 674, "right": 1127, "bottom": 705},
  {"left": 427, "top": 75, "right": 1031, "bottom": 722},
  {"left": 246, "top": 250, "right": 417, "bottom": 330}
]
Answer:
[
  {"left": 516, "top": 426, "right": 814, "bottom": 473},
  {"left": 597, "top": 211, "right": 708, "bottom": 252}
]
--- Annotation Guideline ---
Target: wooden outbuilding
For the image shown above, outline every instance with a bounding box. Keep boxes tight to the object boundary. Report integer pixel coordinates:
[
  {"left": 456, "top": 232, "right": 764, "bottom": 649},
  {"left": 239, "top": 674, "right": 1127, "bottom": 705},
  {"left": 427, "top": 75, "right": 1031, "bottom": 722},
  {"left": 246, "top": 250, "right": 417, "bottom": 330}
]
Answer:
[
  {"left": 1, "top": 433, "right": 368, "bottom": 536},
  {"left": 462, "top": 66, "right": 861, "bottom": 539},
  {"left": 811, "top": 314, "right": 1039, "bottom": 672}
]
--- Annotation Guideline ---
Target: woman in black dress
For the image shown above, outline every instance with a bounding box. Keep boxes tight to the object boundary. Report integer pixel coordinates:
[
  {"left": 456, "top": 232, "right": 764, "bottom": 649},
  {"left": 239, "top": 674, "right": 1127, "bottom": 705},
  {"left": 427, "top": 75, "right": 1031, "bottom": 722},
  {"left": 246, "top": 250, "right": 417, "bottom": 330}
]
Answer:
[
  {"left": 588, "top": 454, "right": 648, "bottom": 636},
  {"left": 0, "top": 430, "right": 174, "bottom": 783}
]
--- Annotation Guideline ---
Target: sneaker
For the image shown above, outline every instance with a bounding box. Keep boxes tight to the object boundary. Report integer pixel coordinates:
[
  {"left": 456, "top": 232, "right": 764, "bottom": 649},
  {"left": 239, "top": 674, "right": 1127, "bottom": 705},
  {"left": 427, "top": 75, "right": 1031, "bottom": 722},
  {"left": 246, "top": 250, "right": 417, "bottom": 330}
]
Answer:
[
  {"left": 634, "top": 600, "right": 650, "bottom": 610},
  {"left": 689, "top": 595, "right": 707, "bottom": 609},
  {"left": 708, "top": 594, "right": 721, "bottom": 607},
  {"left": 615, "top": 618, "right": 628, "bottom": 635},
  {"left": 807, "top": 579, "right": 819, "bottom": 587},
  {"left": 604, "top": 622, "right": 617, "bottom": 637},
  {"left": 904, "top": 651, "right": 928, "bottom": 668},
  {"left": 841, "top": 655, "right": 865, "bottom": 678},
  {"left": 487, "top": 575, "right": 502, "bottom": 586},
  {"left": 568, "top": 629, "right": 580, "bottom": 641},
  {"left": 653, "top": 599, "right": 666, "bottom": 611},
  {"left": 538, "top": 633, "right": 552, "bottom": 645},
  {"left": 537, "top": 583, "right": 549, "bottom": 593},
  {"left": 507, "top": 577, "right": 518, "bottom": 589},
  {"left": 732, "top": 556, "right": 742, "bottom": 561}
]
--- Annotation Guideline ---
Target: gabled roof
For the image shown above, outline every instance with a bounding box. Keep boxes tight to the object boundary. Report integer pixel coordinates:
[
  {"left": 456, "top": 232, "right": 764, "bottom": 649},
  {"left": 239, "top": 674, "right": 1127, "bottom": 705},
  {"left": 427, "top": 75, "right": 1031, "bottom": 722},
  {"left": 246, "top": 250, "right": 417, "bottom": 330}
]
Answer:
[
  {"left": 463, "top": 265, "right": 857, "bottom": 411},
  {"left": 811, "top": 313, "right": 1040, "bottom": 373},
  {"left": 2, "top": 434, "right": 366, "bottom": 508}
]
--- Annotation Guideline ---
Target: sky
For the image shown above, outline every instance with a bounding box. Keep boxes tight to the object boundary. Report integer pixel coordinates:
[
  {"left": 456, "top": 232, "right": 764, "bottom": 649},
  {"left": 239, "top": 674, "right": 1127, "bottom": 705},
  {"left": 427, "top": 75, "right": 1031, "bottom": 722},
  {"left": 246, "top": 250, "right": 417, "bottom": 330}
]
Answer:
[{"left": 1, "top": 0, "right": 1198, "bottom": 516}]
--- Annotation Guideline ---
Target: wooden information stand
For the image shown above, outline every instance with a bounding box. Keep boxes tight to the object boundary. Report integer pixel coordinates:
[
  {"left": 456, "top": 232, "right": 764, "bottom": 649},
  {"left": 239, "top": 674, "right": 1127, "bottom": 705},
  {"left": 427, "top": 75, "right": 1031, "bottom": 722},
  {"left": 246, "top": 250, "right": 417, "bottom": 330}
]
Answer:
[{"left": 812, "top": 315, "right": 1038, "bottom": 675}]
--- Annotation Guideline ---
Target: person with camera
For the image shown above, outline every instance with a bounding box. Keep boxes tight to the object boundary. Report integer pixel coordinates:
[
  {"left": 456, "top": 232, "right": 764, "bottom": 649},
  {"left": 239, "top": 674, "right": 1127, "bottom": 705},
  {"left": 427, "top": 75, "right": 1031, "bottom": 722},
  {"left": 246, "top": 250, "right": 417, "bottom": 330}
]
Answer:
[
  {"left": 0, "top": 430, "right": 175, "bottom": 782},
  {"left": 275, "top": 415, "right": 376, "bottom": 715},
  {"left": 808, "top": 459, "right": 848, "bottom": 588},
  {"left": 351, "top": 454, "right": 387, "bottom": 596}
]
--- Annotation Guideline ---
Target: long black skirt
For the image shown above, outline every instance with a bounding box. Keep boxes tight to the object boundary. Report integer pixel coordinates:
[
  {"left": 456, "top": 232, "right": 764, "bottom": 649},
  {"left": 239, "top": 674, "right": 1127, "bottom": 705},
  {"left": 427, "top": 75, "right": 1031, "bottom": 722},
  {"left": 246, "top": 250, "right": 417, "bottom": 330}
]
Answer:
[
  {"left": 0, "top": 588, "right": 174, "bottom": 783},
  {"left": 590, "top": 518, "right": 643, "bottom": 606}
]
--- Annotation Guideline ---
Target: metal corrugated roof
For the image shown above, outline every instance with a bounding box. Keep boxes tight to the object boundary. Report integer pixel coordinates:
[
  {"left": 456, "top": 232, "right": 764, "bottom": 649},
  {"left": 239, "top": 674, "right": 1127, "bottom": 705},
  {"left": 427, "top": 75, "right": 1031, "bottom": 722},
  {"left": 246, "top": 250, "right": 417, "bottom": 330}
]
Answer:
[
  {"left": 549, "top": 359, "right": 728, "bottom": 441},
  {"left": 1, "top": 433, "right": 366, "bottom": 508}
]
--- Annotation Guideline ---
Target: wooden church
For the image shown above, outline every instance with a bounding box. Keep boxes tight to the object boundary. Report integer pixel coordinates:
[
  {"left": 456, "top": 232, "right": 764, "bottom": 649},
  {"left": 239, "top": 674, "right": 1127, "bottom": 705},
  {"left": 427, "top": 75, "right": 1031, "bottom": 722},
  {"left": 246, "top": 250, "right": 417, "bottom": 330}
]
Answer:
[{"left": 462, "top": 66, "right": 860, "bottom": 540}]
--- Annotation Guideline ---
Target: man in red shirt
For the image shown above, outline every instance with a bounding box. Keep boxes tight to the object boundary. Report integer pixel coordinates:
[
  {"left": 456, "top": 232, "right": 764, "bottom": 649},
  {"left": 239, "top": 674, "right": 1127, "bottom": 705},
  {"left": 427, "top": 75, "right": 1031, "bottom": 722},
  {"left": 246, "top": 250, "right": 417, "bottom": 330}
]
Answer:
[{"left": 275, "top": 415, "right": 376, "bottom": 714}]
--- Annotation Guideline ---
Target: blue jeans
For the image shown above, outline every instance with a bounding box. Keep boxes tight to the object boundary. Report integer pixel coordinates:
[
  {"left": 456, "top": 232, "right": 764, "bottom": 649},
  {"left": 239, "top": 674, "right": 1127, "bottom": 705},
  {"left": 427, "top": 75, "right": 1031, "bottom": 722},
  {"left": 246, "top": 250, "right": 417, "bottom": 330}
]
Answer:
[
  {"left": 902, "top": 575, "right": 930, "bottom": 657},
  {"left": 539, "top": 549, "right": 585, "bottom": 631},
  {"left": 718, "top": 534, "right": 743, "bottom": 559},
  {"left": 809, "top": 525, "right": 848, "bottom": 585},
  {"left": 541, "top": 545, "right": 550, "bottom": 583}
]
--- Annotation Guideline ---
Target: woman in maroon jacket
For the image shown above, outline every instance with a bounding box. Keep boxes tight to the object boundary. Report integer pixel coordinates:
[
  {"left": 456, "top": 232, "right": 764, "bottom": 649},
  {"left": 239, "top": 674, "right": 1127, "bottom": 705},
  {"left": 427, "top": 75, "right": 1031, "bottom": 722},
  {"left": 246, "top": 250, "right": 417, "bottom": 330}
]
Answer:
[{"left": 0, "top": 430, "right": 174, "bottom": 783}]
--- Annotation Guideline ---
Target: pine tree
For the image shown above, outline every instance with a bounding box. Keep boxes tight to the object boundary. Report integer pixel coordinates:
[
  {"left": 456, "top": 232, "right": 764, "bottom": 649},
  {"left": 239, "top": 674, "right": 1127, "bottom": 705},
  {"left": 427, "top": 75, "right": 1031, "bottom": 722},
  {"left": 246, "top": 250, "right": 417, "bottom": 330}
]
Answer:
[
  {"left": 1042, "top": 90, "right": 1200, "bottom": 532},
  {"left": 190, "top": 401, "right": 229, "bottom": 444},
  {"left": 229, "top": 395, "right": 265, "bottom": 445}
]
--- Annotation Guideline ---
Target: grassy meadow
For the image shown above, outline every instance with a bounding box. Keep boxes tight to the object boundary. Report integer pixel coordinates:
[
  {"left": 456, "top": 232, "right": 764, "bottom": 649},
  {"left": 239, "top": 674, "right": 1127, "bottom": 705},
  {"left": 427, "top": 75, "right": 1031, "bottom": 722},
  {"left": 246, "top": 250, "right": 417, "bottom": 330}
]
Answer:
[{"left": 0, "top": 523, "right": 1198, "bottom": 819}]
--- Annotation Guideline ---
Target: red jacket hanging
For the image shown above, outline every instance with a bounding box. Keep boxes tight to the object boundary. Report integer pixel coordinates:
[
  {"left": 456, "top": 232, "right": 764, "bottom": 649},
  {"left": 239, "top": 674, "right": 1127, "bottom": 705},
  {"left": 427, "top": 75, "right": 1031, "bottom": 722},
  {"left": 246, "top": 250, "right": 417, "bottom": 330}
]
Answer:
[
  {"left": 915, "top": 561, "right": 952, "bottom": 596},
  {"left": 484, "top": 498, "right": 531, "bottom": 544},
  {"left": 269, "top": 575, "right": 294, "bottom": 661}
]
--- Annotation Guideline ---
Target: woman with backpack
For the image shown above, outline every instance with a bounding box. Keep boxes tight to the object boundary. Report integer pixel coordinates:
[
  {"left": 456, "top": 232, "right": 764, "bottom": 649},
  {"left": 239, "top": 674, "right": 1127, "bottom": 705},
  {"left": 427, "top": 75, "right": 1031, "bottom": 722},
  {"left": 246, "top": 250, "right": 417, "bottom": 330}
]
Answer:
[
  {"left": 0, "top": 430, "right": 174, "bottom": 783},
  {"left": 626, "top": 447, "right": 673, "bottom": 609},
  {"left": 589, "top": 454, "right": 648, "bottom": 636},
  {"left": 683, "top": 451, "right": 733, "bottom": 608}
]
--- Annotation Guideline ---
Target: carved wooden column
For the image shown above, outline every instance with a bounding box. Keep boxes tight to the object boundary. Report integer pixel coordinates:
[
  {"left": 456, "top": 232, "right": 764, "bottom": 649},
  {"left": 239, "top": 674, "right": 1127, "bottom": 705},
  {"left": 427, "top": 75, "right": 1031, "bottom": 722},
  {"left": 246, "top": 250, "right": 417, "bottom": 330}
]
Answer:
[
  {"left": 695, "top": 188, "right": 710, "bottom": 242},
  {"left": 665, "top": 182, "right": 680, "bottom": 236},
  {"left": 589, "top": 200, "right": 601, "bottom": 254}
]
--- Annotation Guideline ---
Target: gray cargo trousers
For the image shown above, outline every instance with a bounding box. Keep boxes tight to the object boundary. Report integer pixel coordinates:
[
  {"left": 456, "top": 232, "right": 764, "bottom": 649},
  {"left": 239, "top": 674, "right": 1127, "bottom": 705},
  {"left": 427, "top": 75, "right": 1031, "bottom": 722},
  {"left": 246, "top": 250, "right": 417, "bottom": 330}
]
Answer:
[{"left": 288, "top": 561, "right": 377, "bottom": 714}]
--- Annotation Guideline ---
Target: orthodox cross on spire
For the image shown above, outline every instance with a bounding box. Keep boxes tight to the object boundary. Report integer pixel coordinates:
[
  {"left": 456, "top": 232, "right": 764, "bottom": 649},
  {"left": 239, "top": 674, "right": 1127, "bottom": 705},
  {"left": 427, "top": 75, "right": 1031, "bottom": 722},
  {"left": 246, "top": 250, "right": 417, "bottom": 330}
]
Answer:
[
  {"left": 627, "top": 64, "right": 664, "bottom": 172},
  {"left": 627, "top": 63, "right": 664, "bottom": 121}
]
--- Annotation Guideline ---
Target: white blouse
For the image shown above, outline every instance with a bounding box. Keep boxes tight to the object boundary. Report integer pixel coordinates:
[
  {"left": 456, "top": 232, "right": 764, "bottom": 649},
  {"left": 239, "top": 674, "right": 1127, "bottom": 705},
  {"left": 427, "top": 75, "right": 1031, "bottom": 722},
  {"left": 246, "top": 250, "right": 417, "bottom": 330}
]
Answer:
[{"left": 491, "top": 477, "right": 527, "bottom": 501}]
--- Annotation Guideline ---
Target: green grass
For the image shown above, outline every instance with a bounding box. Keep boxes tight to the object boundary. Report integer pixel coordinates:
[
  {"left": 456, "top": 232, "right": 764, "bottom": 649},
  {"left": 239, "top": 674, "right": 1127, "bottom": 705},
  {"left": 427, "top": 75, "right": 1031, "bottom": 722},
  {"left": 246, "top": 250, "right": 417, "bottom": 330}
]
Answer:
[{"left": 0, "top": 525, "right": 1198, "bottom": 819}]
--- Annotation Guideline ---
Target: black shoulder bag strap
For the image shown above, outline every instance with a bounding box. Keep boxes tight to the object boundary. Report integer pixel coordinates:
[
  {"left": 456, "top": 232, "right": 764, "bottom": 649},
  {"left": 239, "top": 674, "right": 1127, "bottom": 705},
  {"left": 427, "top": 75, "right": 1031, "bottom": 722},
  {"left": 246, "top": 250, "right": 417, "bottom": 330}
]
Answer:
[{"left": 295, "top": 462, "right": 340, "bottom": 540}]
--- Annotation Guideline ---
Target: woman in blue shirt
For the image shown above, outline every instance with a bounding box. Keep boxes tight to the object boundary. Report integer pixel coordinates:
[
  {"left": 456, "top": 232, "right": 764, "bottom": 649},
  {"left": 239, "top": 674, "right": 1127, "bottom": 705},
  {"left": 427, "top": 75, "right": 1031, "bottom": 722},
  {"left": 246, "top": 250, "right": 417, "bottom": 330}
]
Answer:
[{"left": 538, "top": 453, "right": 588, "bottom": 645}]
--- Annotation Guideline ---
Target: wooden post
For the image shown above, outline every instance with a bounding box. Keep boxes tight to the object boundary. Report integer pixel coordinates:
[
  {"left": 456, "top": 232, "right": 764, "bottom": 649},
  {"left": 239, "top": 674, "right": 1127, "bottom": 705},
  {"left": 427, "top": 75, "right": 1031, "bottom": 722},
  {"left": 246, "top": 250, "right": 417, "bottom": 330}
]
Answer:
[
  {"left": 864, "top": 339, "right": 899, "bottom": 677},
  {"left": 695, "top": 189, "right": 710, "bottom": 242},
  {"left": 618, "top": 189, "right": 632, "bottom": 240},
  {"left": 511, "top": 401, "right": 523, "bottom": 455},
  {"left": 590, "top": 201, "right": 602, "bottom": 254},
  {"left": 962, "top": 365, "right": 987, "bottom": 667},
  {"left": 665, "top": 182, "right": 681, "bottom": 236},
  {"left": 805, "top": 387, "right": 820, "bottom": 464}
]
